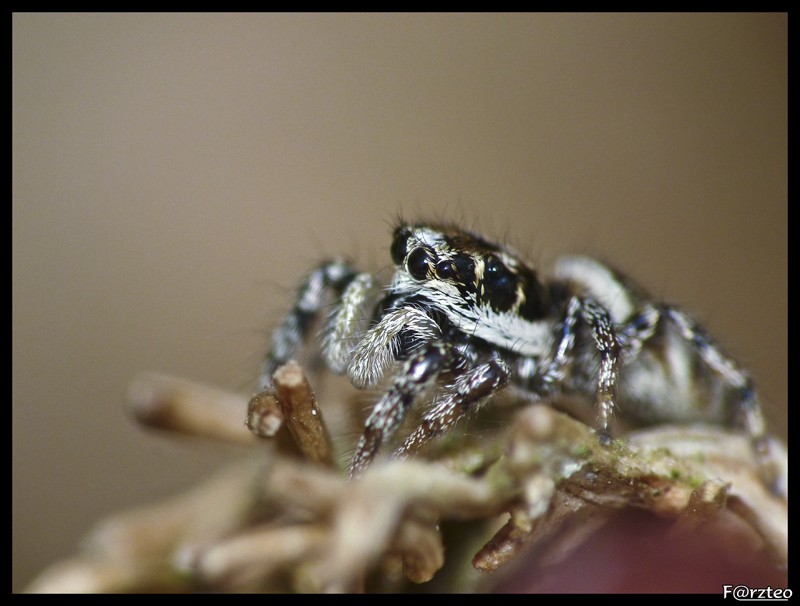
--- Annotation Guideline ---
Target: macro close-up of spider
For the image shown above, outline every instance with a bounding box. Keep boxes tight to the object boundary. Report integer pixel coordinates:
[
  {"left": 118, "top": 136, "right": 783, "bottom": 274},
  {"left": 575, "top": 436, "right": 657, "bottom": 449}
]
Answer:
[
  {"left": 14, "top": 14, "right": 786, "bottom": 593},
  {"left": 257, "top": 222, "right": 784, "bottom": 493}
]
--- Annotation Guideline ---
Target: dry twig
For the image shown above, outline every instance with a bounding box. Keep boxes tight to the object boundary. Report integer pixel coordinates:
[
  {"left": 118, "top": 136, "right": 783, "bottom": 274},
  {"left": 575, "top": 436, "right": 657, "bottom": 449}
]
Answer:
[{"left": 27, "top": 364, "right": 788, "bottom": 593}]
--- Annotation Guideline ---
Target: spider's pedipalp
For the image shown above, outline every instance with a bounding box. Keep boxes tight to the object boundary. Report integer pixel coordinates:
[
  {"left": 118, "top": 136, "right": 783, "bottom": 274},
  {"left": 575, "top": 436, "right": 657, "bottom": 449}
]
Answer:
[
  {"left": 346, "top": 307, "right": 441, "bottom": 389},
  {"left": 321, "top": 272, "right": 378, "bottom": 374}
]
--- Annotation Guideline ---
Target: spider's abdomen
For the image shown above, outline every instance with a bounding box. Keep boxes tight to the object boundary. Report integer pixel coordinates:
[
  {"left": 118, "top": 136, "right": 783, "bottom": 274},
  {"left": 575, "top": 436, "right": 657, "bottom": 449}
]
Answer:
[{"left": 619, "top": 329, "right": 736, "bottom": 426}]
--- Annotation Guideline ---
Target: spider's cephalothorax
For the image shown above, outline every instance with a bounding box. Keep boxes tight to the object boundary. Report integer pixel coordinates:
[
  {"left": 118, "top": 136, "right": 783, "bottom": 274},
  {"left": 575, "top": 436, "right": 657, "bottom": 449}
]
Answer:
[{"left": 257, "top": 222, "right": 781, "bottom": 491}]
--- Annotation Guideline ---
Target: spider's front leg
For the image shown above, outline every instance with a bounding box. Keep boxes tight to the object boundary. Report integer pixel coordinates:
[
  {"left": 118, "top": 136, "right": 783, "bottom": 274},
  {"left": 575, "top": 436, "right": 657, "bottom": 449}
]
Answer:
[
  {"left": 348, "top": 342, "right": 510, "bottom": 477},
  {"left": 348, "top": 341, "right": 453, "bottom": 478},
  {"left": 258, "top": 259, "right": 374, "bottom": 391},
  {"left": 396, "top": 355, "right": 511, "bottom": 459}
]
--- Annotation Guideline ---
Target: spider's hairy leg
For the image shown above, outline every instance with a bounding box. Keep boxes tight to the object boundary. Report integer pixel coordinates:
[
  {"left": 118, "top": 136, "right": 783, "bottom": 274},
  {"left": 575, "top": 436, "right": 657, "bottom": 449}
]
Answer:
[
  {"left": 663, "top": 306, "right": 784, "bottom": 495},
  {"left": 662, "top": 306, "right": 765, "bottom": 434},
  {"left": 348, "top": 342, "right": 452, "bottom": 478},
  {"left": 517, "top": 296, "right": 582, "bottom": 394},
  {"left": 579, "top": 297, "right": 623, "bottom": 444},
  {"left": 258, "top": 259, "right": 365, "bottom": 391},
  {"left": 514, "top": 295, "right": 622, "bottom": 443},
  {"left": 396, "top": 356, "right": 510, "bottom": 459},
  {"left": 617, "top": 303, "right": 660, "bottom": 363}
]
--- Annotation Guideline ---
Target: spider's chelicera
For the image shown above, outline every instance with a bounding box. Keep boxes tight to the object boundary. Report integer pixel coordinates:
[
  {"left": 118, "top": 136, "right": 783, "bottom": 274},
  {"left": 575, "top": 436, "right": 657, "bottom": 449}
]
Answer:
[{"left": 257, "top": 222, "right": 780, "bottom": 489}]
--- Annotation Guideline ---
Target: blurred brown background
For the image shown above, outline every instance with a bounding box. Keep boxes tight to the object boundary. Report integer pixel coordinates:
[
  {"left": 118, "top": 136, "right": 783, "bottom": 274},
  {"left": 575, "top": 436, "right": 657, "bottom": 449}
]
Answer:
[{"left": 12, "top": 14, "right": 786, "bottom": 592}]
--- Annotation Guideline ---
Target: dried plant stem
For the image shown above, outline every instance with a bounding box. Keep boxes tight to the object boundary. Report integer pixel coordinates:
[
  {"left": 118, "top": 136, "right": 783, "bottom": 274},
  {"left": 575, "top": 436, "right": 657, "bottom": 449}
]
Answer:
[
  {"left": 472, "top": 405, "right": 788, "bottom": 574},
  {"left": 246, "top": 391, "right": 283, "bottom": 438},
  {"left": 193, "top": 524, "right": 329, "bottom": 589},
  {"left": 27, "top": 368, "right": 788, "bottom": 593},
  {"left": 245, "top": 361, "right": 336, "bottom": 468},
  {"left": 127, "top": 373, "right": 256, "bottom": 445},
  {"left": 395, "top": 516, "right": 445, "bottom": 584},
  {"left": 271, "top": 361, "right": 335, "bottom": 468}
]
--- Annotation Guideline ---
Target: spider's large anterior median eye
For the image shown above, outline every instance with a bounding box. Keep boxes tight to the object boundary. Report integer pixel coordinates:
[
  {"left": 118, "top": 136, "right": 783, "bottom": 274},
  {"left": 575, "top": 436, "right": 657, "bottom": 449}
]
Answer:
[{"left": 406, "top": 247, "right": 431, "bottom": 280}]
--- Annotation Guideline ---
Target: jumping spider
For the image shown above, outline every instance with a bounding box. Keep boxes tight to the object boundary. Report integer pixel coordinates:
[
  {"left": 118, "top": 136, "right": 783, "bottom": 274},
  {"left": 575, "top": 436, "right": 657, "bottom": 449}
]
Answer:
[{"left": 257, "top": 222, "right": 782, "bottom": 491}]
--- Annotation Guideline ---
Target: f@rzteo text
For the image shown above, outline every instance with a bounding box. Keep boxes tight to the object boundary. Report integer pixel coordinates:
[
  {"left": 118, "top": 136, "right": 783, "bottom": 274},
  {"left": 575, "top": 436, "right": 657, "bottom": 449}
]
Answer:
[{"left": 723, "top": 586, "right": 790, "bottom": 600}]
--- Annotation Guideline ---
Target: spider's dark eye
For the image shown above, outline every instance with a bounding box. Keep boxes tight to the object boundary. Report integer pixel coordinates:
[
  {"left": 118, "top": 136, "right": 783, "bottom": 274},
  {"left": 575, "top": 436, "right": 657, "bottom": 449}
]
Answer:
[
  {"left": 406, "top": 247, "right": 431, "bottom": 280},
  {"left": 435, "top": 259, "right": 455, "bottom": 280},
  {"left": 390, "top": 229, "right": 410, "bottom": 265}
]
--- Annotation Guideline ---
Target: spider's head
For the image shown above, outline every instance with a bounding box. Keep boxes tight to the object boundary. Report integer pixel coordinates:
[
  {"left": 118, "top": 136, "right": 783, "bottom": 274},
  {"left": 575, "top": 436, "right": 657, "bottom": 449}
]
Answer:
[{"left": 389, "top": 223, "right": 549, "bottom": 321}]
